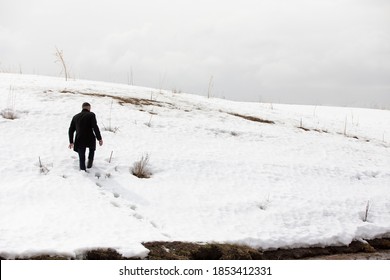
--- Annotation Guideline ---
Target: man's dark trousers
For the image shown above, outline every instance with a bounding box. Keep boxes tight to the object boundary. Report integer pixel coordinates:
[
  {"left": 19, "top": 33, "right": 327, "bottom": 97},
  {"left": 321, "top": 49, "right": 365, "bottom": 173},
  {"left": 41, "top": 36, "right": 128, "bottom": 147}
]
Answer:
[{"left": 77, "top": 147, "right": 95, "bottom": 170}]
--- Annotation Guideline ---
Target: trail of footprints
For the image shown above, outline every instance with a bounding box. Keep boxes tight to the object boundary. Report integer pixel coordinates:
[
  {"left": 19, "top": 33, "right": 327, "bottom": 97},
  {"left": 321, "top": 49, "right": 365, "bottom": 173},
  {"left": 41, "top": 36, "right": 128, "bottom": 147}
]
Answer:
[
  {"left": 64, "top": 157, "right": 171, "bottom": 238},
  {"left": 94, "top": 175, "right": 170, "bottom": 236}
]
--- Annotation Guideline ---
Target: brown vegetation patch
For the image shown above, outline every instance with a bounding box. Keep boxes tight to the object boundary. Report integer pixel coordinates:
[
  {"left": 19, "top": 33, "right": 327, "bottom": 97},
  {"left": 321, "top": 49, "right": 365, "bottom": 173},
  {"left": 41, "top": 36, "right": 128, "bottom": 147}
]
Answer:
[
  {"left": 59, "top": 90, "right": 174, "bottom": 108},
  {"left": 298, "top": 126, "right": 311, "bottom": 131},
  {"left": 367, "top": 238, "right": 390, "bottom": 250},
  {"left": 84, "top": 248, "right": 127, "bottom": 260},
  {"left": 131, "top": 154, "right": 152, "bottom": 179},
  {"left": 142, "top": 241, "right": 262, "bottom": 260},
  {"left": 13, "top": 254, "right": 69, "bottom": 260},
  {"left": 262, "top": 241, "right": 376, "bottom": 260},
  {"left": 1, "top": 109, "right": 18, "bottom": 120},
  {"left": 336, "top": 132, "right": 371, "bottom": 142},
  {"left": 228, "top": 112, "right": 275, "bottom": 124},
  {"left": 142, "top": 240, "right": 379, "bottom": 260},
  {"left": 298, "top": 126, "right": 329, "bottom": 133},
  {"left": 313, "top": 128, "right": 329, "bottom": 133},
  {"left": 2, "top": 238, "right": 390, "bottom": 260}
]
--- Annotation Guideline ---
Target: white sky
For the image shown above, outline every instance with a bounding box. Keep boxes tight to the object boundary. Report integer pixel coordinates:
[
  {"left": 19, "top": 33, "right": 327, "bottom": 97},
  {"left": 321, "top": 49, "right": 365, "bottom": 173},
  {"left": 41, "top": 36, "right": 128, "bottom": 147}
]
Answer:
[{"left": 1, "top": 0, "right": 389, "bottom": 107}]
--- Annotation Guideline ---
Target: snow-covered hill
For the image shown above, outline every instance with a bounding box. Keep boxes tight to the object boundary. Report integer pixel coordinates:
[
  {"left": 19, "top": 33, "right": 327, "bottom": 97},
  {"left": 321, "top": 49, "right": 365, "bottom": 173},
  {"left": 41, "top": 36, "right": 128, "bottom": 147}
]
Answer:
[{"left": 0, "top": 73, "right": 389, "bottom": 259}]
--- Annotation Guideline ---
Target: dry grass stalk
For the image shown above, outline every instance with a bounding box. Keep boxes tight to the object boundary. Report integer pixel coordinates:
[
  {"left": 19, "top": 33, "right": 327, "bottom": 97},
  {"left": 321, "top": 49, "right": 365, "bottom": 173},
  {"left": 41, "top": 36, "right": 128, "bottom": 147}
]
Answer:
[
  {"left": 131, "top": 154, "right": 152, "bottom": 179},
  {"left": 207, "top": 75, "right": 214, "bottom": 99},
  {"left": 39, "top": 156, "right": 49, "bottom": 175},
  {"left": 1, "top": 86, "right": 18, "bottom": 120},
  {"left": 363, "top": 200, "right": 370, "bottom": 222},
  {"left": 54, "top": 47, "right": 69, "bottom": 81}
]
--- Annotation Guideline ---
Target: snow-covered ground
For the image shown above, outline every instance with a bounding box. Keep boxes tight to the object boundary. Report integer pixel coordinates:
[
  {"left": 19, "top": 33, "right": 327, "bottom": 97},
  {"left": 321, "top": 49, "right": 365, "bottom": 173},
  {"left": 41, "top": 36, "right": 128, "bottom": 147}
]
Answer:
[{"left": 0, "top": 73, "right": 389, "bottom": 259}]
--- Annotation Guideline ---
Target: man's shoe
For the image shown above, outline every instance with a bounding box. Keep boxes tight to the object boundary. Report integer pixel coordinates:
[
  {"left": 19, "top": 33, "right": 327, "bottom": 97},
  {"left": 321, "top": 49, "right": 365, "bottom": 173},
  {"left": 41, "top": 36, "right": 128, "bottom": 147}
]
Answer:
[{"left": 87, "top": 160, "right": 93, "bottom": 169}]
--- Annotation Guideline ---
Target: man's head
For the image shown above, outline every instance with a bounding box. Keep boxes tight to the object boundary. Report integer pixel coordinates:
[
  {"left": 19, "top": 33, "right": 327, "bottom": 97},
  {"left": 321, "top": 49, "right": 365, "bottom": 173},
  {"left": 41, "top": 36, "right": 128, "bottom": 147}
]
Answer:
[{"left": 82, "top": 102, "right": 91, "bottom": 111}]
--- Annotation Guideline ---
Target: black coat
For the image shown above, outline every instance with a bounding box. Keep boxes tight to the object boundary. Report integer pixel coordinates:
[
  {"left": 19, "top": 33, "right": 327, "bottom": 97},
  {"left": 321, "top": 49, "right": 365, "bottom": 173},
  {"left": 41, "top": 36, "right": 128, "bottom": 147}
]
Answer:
[{"left": 68, "top": 109, "right": 102, "bottom": 151}]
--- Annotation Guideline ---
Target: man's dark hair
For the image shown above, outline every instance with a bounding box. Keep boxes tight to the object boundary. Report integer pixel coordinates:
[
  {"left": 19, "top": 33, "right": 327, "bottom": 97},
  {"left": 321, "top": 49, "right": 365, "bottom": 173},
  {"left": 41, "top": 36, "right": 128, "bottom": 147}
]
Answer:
[{"left": 82, "top": 102, "right": 91, "bottom": 109}]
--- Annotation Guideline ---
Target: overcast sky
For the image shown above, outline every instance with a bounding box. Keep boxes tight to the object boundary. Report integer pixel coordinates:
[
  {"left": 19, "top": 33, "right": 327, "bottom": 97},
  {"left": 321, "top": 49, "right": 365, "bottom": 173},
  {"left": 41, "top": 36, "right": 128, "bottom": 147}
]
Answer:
[{"left": 1, "top": 0, "right": 389, "bottom": 107}]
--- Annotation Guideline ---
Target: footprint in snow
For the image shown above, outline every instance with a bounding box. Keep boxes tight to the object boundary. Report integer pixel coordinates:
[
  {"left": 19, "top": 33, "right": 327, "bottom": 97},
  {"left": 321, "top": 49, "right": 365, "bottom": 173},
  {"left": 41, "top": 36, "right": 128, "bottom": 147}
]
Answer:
[
  {"left": 133, "top": 213, "right": 143, "bottom": 220},
  {"left": 150, "top": 221, "right": 158, "bottom": 228},
  {"left": 111, "top": 201, "right": 120, "bottom": 208},
  {"left": 113, "top": 193, "right": 120, "bottom": 198}
]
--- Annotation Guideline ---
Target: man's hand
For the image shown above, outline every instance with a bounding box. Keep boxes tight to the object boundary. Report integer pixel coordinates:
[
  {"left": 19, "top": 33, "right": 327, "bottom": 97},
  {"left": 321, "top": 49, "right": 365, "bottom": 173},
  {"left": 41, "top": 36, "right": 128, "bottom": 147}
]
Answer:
[
  {"left": 99, "top": 139, "right": 103, "bottom": 146},
  {"left": 68, "top": 143, "right": 74, "bottom": 149}
]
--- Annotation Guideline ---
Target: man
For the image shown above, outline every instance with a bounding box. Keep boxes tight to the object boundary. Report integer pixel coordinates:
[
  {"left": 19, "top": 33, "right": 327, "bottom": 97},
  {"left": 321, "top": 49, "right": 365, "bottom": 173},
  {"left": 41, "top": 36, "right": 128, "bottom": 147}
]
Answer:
[{"left": 68, "top": 102, "right": 103, "bottom": 171}]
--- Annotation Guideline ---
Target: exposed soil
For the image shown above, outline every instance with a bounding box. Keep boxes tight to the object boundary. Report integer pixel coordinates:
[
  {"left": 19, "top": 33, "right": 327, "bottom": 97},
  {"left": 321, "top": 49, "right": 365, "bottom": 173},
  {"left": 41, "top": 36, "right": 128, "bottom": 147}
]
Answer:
[
  {"left": 308, "top": 250, "right": 390, "bottom": 260},
  {"left": 59, "top": 89, "right": 174, "bottom": 108},
  {"left": 4, "top": 238, "right": 390, "bottom": 260},
  {"left": 141, "top": 239, "right": 390, "bottom": 260},
  {"left": 227, "top": 112, "right": 275, "bottom": 124}
]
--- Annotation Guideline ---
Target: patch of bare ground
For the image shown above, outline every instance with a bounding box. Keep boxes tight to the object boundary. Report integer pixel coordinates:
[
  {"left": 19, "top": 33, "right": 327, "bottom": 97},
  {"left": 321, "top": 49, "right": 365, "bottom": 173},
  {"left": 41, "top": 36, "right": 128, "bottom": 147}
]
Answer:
[
  {"left": 14, "top": 255, "right": 69, "bottom": 260},
  {"left": 228, "top": 112, "right": 275, "bottom": 124},
  {"left": 59, "top": 90, "right": 174, "bottom": 108},
  {"left": 83, "top": 249, "right": 138, "bottom": 260},
  {"left": 143, "top": 242, "right": 263, "bottom": 260},
  {"left": 297, "top": 126, "right": 311, "bottom": 132},
  {"left": 142, "top": 240, "right": 388, "bottom": 260},
  {"left": 297, "top": 125, "right": 371, "bottom": 143},
  {"left": 4, "top": 238, "right": 390, "bottom": 260},
  {"left": 308, "top": 250, "right": 390, "bottom": 260}
]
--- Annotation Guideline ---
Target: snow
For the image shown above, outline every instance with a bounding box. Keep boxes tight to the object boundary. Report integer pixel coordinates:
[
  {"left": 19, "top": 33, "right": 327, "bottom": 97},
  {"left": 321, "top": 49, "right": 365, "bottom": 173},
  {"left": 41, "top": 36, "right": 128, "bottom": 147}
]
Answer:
[{"left": 0, "top": 73, "right": 389, "bottom": 259}]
